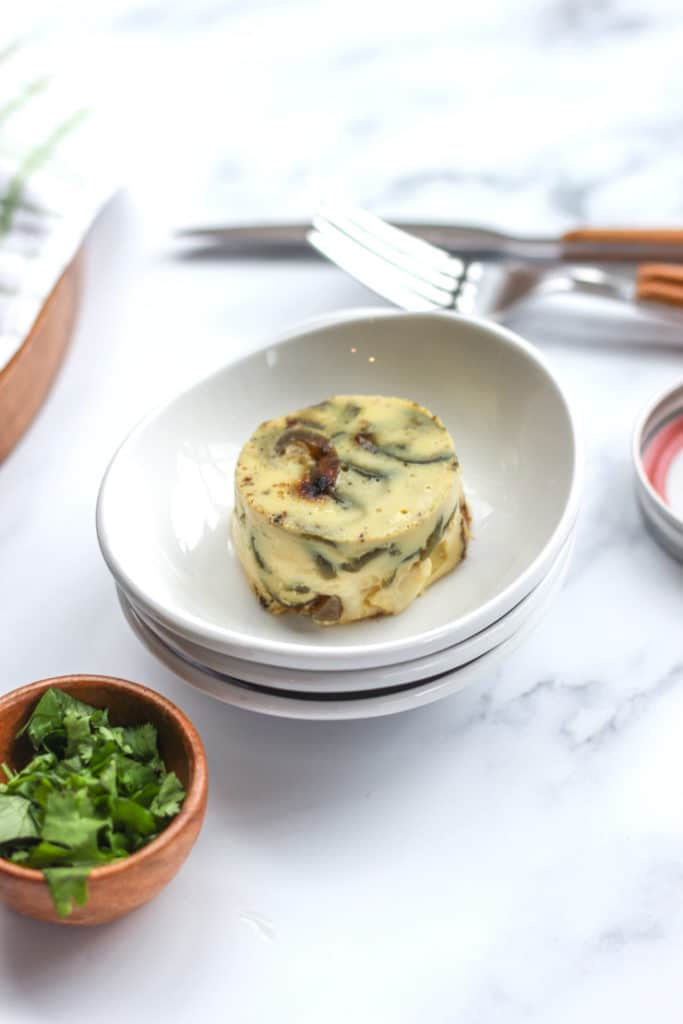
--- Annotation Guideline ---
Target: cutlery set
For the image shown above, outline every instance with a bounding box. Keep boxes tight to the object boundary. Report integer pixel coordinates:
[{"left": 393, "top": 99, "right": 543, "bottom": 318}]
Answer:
[
  {"left": 308, "top": 205, "right": 683, "bottom": 318},
  {"left": 177, "top": 204, "right": 683, "bottom": 336},
  {"left": 176, "top": 217, "right": 683, "bottom": 263}
]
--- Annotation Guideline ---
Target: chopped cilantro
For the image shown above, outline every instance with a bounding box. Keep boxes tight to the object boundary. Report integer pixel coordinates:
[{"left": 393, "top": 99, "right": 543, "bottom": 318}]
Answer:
[
  {"left": 0, "top": 795, "right": 38, "bottom": 843},
  {"left": 44, "top": 866, "right": 90, "bottom": 918},
  {"left": 0, "top": 688, "right": 185, "bottom": 917}
]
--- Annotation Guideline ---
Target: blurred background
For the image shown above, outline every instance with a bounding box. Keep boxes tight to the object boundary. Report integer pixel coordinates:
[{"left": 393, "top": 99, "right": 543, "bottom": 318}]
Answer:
[{"left": 5, "top": 0, "right": 683, "bottom": 235}]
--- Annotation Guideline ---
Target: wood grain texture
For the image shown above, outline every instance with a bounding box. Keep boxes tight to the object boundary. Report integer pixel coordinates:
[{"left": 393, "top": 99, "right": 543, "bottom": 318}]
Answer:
[
  {"left": 0, "top": 254, "right": 82, "bottom": 464},
  {"left": 636, "top": 263, "right": 683, "bottom": 307},
  {"left": 563, "top": 228, "right": 683, "bottom": 244},
  {"left": 636, "top": 281, "right": 683, "bottom": 307},
  {"left": 637, "top": 263, "right": 683, "bottom": 284},
  {"left": 0, "top": 675, "right": 208, "bottom": 926}
]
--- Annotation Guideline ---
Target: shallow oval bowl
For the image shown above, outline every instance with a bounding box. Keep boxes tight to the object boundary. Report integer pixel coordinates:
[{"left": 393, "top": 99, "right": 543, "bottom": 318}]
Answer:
[{"left": 97, "top": 310, "right": 581, "bottom": 670}]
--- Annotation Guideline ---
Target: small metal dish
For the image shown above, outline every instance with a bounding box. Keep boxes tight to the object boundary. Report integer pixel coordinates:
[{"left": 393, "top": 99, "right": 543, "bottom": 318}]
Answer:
[{"left": 633, "top": 380, "right": 683, "bottom": 562}]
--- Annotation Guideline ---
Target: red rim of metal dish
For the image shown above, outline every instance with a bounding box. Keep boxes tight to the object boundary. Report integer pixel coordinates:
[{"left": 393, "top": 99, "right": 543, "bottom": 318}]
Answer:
[{"left": 641, "top": 409, "right": 683, "bottom": 508}]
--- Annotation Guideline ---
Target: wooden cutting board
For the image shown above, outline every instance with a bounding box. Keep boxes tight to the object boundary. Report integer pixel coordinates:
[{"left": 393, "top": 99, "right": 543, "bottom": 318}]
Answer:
[{"left": 0, "top": 254, "right": 82, "bottom": 463}]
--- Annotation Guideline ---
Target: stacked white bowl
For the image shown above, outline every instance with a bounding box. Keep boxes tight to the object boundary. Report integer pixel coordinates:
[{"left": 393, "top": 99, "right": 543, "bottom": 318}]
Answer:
[{"left": 97, "top": 311, "right": 582, "bottom": 720}]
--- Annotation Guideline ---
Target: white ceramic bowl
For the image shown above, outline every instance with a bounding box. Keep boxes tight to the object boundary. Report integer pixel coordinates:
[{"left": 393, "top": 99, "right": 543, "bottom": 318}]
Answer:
[
  {"left": 119, "top": 531, "right": 574, "bottom": 693},
  {"left": 97, "top": 309, "right": 581, "bottom": 670},
  {"left": 118, "top": 555, "right": 567, "bottom": 721}
]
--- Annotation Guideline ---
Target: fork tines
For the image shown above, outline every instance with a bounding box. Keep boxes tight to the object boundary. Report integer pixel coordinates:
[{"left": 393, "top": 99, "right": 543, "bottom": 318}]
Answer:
[{"left": 308, "top": 203, "right": 468, "bottom": 312}]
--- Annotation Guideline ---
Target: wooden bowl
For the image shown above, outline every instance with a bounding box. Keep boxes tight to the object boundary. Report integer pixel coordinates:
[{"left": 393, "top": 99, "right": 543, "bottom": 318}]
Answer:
[
  {"left": 0, "top": 675, "right": 208, "bottom": 926},
  {"left": 0, "top": 254, "right": 82, "bottom": 464}
]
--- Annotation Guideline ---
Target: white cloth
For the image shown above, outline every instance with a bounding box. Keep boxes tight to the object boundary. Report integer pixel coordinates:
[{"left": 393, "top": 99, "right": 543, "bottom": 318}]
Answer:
[{"left": 0, "top": 41, "right": 117, "bottom": 372}]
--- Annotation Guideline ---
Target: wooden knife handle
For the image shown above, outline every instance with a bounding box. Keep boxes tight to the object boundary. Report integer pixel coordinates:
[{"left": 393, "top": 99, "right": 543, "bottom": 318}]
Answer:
[{"left": 563, "top": 228, "right": 683, "bottom": 244}]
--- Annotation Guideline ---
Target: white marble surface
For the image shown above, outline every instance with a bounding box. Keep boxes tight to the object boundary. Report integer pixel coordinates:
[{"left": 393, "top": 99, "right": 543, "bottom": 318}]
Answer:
[{"left": 2, "top": 2, "right": 683, "bottom": 1022}]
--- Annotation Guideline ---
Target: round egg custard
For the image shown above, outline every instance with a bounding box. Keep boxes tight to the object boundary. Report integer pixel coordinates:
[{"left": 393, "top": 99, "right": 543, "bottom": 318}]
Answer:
[{"left": 232, "top": 395, "right": 470, "bottom": 625}]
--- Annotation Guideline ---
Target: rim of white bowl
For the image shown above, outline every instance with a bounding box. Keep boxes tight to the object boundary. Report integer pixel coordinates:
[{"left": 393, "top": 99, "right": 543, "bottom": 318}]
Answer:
[
  {"left": 120, "top": 530, "right": 575, "bottom": 692},
  {"left": 118, "top": 557, "right": 566, "bottom": 721},
  {"left": 96, "top": 308, "right": 583, "bottom": 665}
]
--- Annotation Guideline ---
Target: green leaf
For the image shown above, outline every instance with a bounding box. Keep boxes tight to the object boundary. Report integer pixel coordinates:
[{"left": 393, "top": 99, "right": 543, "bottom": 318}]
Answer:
[
  {"left": 131, "top": 781, "right": 160, "bottom": 808},
  {"left": 19, "top": 688, "right": 86, "bottom": 748},
  {"left": 24, "top": 841, "right": 71, "bottom": 868},
  {"left": 106, "top": 829, "right": 132, "bottom": 855},
  {"left": 89, "top": 740, "right": 119, "bottom": 773},
  {"left": 98, "top": 757, "right": 117, "bottom": 796},
  {"left": 95, "top": 725, "right": 127, "bottom": 751},
  {"left": 110, "top": 797, "right": 157, "bottom": 837},
  {"left": 0, "top": 794, "right": 38, "bottom": 843},
  {"left": 0, "top": 76, "right": 49, "bottom": 124},
  {"left": 42, "top": 792, "right": 106, "bottom": 859},
  {"left": 150, "top": 773, "right": 185, "bottom": 819},
  {"left": 44, "top": 867, "right": 90, "bottom": 919},
  {"left": 0, "top": 38, "right": 25, "bottom": 65},
  {"left": 19, "top": 752, "right": 57, "bottom": 775},
  {"left": 3, "top": 753, "right": 57, "bottom": 797},
  {"left": 25, "top": 776, "right": 54, "bottom": 810},
  {"left": 64, "top": 709, "right": 92, "bottom": 757},
  {"left": 17, "top": 688, "right": 64, "bottom": 744},
  {"left": 115, "top": 755, "right": 158, "bottom": 796},
  {"left": 120, "top": 723, "right": 158, "bottom": 762},
  {"left": 0, "top": 110, "right": 90, "bottom": 238}
]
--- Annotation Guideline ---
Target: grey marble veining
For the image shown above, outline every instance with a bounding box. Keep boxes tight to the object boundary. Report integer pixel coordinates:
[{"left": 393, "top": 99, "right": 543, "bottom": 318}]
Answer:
[{"left": 17, "top": 0, "right": 680, "bottom": 232}]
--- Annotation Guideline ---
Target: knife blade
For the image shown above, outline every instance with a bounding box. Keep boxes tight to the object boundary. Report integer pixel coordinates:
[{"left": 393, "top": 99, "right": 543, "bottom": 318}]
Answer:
[{"left": 173, "top": 222, "right": 683, "bottom": 263}]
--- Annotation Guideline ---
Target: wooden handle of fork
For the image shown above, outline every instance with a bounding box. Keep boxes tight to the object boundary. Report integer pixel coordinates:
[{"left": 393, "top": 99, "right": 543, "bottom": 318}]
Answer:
[{"left": 636, "top": 263, "right": 683, "bottom": 308}]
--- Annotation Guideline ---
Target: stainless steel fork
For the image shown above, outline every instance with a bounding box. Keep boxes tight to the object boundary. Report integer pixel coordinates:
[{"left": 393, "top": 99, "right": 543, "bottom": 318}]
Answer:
[{"left": 307, "top": 203, "right": 683, "bottom": 321}]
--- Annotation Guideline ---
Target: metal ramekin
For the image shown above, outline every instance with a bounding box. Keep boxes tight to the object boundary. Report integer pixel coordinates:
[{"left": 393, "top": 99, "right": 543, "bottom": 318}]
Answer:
[{"left": 633, "top": 380, "right": 683, "bottom": 562}]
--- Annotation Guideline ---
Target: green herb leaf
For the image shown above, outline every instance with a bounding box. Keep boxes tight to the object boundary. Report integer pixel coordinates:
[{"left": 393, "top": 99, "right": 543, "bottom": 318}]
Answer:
[
  {"left": 44, "top": 866, "right": 89, "bottom": 918},
  {"left": 110, "top": 797, "right": 156, "bottom": 837},
  {"left": 98, "top": 757, "right": 117, "bottom": 797},
  {"left": 42, "top": 791, "right": 105, "bottom": 859},
  {"left": 24, "top": 840, "right": 71, "bottom": 868},
  {"left": 104, "top": 827, "right": 132, "bottom": 856},
  {"left": 150, "top": 772, "right": 185, "bottom": 819},
  {"left": 130, "top": 781, "right": 160, "bottom": 808},
  {"left": 64, "top": 709, "right": 93, "bottom": 758},
  {"left": 114, "top": 755, "right": 158, "bottom": 796},
  {"left": 0, "top": 794, "right": 38, "bottom": 843},
  {"left": 120, "top": 723, "right": 158, "bottom": 762},
  {"left": 89, "top": 740, "right": 119, "bottom": 773},
  {"left": 19, "top": 688, "right": 100, "bottom": 748}
]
